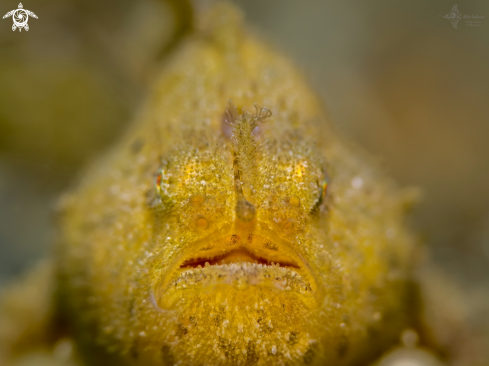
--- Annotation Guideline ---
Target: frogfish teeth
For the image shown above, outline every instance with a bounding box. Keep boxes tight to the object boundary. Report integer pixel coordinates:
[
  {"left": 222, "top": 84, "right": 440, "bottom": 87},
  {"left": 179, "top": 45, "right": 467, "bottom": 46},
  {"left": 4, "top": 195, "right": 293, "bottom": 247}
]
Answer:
[{"left": 57, "top": 3, "right": 415, "bottom": 366}]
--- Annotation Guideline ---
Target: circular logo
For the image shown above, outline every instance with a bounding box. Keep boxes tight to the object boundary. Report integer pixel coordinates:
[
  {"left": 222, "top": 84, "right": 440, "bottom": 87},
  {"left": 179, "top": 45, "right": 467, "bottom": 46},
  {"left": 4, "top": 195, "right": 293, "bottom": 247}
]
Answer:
[{"left": 12, "top": 9, "right": 28, "bottom": 28}]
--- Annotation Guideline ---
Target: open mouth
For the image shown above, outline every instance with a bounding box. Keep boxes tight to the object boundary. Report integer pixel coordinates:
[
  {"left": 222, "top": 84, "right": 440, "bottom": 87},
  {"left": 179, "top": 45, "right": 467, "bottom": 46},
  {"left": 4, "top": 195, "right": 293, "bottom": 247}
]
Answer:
[
  {"left": 152, "top": 232, "right": 321, "bottom": 310},
  {"left": 179, "top": 234, "right": 301, "bottom": 270}
]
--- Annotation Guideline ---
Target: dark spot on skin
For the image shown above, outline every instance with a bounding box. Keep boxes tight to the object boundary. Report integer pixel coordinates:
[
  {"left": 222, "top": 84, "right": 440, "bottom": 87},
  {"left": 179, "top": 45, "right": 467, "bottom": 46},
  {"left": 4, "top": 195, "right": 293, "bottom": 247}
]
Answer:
[
  {"left": 218, "top": 336, "right": 235, "bottom": 359},
  {"left": 176, "top": 324, "right": 188, "bottom": 337},
  {"left": 288, "top": 331, "right": 298, "bottom": 345},
  {"left": 246, "top": 340, "right": 259, "bottom": 364},
  {"left": 214, "top": 307, "right": 225, "bottom": 327},
  {"left": 264, "top": 241, "right": 278, "bottom": 251},
  {"left": 228, "top": 234, "right": 240, "bottom": 246},
  {"left": 303, "top": 345, "right": 316, "bottom": 364},
  {"left": 336, "top": 337, "right": 349, "bottom": 358},
  {"left": 161, "top": 345, "right": 175, "bottom": 365},
  {"left": 131, "top": 139, "right": 144, "bottom": 154}
]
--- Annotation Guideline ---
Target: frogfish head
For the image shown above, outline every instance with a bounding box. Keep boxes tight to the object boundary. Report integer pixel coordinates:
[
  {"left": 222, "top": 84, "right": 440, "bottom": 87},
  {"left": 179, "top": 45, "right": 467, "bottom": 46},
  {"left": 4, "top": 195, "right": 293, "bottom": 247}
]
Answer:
[{"left": 58, "top": 6, "right": 414, "bottom": 363}]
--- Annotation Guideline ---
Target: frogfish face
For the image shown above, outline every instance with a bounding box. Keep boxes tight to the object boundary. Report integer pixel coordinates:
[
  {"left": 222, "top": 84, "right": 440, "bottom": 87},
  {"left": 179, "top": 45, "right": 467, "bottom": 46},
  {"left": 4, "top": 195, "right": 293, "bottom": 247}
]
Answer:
[{"left": 147, "top": 106, "right": 333, "bottom": 362}]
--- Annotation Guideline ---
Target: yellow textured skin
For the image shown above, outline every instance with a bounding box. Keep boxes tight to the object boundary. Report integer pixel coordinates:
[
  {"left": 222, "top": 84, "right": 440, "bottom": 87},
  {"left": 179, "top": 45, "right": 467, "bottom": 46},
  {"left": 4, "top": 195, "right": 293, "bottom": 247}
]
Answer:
[{"left": 55, "top": 4, "right": 415, "bottom": 366}]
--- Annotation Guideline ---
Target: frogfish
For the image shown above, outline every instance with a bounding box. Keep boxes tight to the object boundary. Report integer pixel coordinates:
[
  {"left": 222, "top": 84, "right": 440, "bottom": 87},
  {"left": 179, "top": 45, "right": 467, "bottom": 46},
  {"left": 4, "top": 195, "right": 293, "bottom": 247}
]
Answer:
[{"left": 1, "top": 3, "right": 481, "bottom": 366}]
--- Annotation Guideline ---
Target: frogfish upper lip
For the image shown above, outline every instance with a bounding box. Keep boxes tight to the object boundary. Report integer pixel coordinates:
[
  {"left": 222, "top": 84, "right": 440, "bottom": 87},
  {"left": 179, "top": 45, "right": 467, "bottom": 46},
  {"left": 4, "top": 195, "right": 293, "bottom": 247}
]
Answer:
[
  {"left": 179, "top": 234, "right": 301, "bottom": 270},
  {"left": 152, "top": 226, "right": 323, "bottom": 310}
]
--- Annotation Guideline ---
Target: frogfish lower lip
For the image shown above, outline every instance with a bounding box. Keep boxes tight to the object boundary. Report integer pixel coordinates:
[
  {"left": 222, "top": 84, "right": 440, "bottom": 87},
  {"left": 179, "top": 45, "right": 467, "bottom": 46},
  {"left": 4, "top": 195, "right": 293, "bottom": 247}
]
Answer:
[{"left": 152, "top": 232, "right": 322, "bottom": 310}]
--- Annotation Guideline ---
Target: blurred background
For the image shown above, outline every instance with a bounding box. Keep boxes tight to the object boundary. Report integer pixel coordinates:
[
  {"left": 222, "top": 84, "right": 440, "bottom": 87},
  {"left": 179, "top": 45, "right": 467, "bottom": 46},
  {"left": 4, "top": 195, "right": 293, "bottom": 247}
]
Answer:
[{"left": 0, "top": 0, "right": 487, "bottom": 328}]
